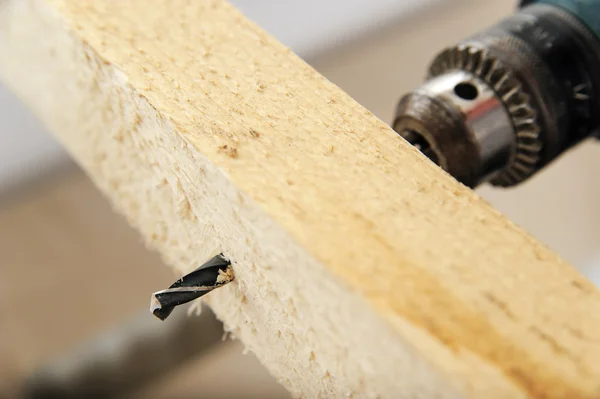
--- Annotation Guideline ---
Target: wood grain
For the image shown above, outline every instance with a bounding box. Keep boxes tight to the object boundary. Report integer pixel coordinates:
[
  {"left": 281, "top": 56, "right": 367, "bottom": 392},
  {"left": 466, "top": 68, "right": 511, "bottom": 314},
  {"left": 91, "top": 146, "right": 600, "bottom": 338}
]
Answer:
[{"left": 1, "top": 0, "right": 599, "bottom": 397}]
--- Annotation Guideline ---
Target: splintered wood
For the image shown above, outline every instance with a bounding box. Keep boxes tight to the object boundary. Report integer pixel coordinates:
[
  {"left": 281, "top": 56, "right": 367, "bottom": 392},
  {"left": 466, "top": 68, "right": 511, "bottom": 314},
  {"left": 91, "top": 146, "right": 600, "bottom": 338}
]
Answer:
[{"left": 1, "top": 1, "right": 599, "bottom": 397}]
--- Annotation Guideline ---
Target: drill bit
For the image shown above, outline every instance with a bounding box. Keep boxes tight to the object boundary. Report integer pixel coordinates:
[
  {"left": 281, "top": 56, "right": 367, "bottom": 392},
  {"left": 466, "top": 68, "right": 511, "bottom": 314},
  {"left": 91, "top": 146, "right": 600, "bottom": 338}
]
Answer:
[{"left": 150, "top": 254, "right": 234, "bottom": 320}]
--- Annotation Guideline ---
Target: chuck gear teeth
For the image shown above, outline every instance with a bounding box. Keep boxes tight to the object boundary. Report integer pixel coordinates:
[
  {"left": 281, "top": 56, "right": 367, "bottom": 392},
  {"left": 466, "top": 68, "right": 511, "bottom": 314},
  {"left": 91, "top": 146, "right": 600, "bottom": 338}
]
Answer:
[{"left": 428, "top": 45, "right": 543, "bottom": 186}]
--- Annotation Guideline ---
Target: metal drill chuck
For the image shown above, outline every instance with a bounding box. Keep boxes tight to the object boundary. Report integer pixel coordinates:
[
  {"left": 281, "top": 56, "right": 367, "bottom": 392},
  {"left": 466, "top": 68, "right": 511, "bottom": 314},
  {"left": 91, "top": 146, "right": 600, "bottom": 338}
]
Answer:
[{"left": 393, "top": 1, "right": 600, "bottom": 188}]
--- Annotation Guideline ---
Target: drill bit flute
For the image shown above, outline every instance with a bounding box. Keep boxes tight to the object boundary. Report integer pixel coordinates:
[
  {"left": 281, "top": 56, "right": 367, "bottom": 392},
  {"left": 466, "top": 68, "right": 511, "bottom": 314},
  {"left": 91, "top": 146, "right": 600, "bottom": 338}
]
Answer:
[{"left": 150, "top": 254, "right": 235, "bottom": 320}]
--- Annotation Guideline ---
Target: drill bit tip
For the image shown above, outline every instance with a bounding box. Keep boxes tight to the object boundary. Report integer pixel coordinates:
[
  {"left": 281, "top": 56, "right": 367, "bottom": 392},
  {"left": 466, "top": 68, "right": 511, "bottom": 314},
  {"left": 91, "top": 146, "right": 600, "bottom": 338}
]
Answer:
[{"left": 150, "top": 254, "right": 234, "bottom": 321}]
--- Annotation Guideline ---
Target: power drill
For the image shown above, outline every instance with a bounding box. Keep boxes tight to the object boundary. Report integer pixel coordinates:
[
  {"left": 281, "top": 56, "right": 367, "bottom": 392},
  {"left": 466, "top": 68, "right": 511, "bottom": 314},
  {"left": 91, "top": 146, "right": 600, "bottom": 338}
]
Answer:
[{"left": 393, "top": 0, "right": 600, "bottom": 188}]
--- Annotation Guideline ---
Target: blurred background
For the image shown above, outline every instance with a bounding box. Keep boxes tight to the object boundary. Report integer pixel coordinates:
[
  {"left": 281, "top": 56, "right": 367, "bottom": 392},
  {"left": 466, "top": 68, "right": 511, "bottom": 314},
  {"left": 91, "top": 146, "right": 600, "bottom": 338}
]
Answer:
[{"left": 1, "top": 0, "right": 599, "bottom": 397}]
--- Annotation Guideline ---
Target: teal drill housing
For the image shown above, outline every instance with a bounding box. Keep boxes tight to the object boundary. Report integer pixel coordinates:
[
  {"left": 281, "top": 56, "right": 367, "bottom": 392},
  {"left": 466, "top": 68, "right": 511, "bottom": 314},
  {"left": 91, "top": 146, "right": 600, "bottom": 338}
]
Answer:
[{"left": 527, "top": 0, "right": 600, "bottom": 38}]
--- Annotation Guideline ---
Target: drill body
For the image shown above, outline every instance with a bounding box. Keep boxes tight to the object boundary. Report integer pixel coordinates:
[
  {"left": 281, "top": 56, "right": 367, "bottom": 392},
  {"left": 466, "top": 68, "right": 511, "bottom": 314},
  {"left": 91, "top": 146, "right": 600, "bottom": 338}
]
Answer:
[
  {"left": 532, "top": 0, "right": 600, "bottom": 36},
  {"left": 394, "top": 0, "right": 600, "bottom": 187}
]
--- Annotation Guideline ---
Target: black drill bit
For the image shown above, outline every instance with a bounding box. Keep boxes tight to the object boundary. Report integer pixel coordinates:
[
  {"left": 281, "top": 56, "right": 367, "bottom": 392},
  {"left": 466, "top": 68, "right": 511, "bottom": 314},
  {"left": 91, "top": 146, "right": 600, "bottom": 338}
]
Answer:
[{"left": 150, "top": 254, "right": 234, "bottom": 321}]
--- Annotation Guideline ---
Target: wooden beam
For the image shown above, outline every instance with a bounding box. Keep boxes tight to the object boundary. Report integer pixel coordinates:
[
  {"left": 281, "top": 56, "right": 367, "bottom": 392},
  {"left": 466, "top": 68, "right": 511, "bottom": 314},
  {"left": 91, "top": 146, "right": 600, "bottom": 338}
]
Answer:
[{"left": 1, "top": 1, "right": 599, "bottom": 397}]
